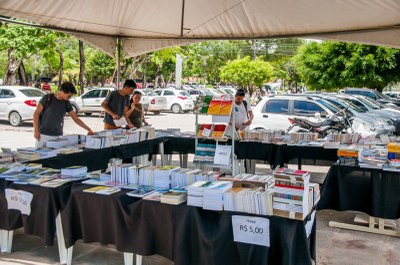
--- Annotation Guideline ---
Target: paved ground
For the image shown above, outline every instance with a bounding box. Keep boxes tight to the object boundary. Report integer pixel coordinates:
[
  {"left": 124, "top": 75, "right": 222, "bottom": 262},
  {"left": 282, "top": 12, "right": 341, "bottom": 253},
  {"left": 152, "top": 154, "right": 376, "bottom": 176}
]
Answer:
[{"left": 0, "top": 113, "right": 399, "bottom": 265}]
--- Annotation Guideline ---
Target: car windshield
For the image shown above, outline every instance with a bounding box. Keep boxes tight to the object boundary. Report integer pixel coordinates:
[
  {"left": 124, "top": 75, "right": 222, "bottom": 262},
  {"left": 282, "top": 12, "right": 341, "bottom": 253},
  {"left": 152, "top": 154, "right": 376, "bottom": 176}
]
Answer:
[
  {"left": 341, "top": 98, "right": 369, "bottom": 112},
  {"left": 323, "top": 98, "right": 355, "bottom": 116},
  {"left": 357, "top": 97, "right": 381, "bottom": 110},
  {"left": 200, "top": 90, "right": 213, "bottom": 96},
  {"left": 335, "top": 98, "right": 366, "bottom": 113},
  {"left": 20, "top": 89, "right": 46, "bottom": 97},
  {"left": 315, "top": 99, "right": 342, "bottom": 113},
  {"left": 179, "top": 91, "right": 190, "bottom": 97},
  {"left": 145, "top": 91, "right": 158, "bottom": 96}
]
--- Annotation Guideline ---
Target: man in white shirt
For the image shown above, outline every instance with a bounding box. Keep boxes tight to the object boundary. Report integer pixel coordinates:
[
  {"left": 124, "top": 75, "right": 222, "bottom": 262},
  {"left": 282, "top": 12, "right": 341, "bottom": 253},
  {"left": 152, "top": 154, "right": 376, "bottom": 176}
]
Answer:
[{"left": 233, "top": 89, "right": 254, "bottom": 130}]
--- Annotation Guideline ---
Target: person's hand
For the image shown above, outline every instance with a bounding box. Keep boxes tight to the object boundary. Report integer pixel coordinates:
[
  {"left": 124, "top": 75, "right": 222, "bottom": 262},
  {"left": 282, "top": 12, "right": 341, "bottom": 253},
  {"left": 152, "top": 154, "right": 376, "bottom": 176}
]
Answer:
[
  {"left": 130, "top": 102, "right": 136, "bottom": 109},
  {"left": 112, "top": 114, "right": 120, "bottom": 120},
  {"left": 128, "top": 123, "right": 135, "bottom": 129},
  {"left": 245, "top": 120, "right": 252, "bottom": 126},
  {"left": 143, "top": 121, "right": 149, "bottom": 126},
  {"left": 34, "top": 130, "right": 40, "bottom": 141},
  {"left": 87, "top": 129, "right": 94, "bottom": 135}
]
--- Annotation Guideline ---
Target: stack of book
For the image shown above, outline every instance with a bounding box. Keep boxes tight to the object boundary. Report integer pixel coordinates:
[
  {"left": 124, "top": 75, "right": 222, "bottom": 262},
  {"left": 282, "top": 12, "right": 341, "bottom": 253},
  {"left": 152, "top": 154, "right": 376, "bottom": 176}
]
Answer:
[
  {"left": 242, "top": 130, "right": 284, "bottom": 142},
  {"left": 223, "top": 186, "right": 274, "bottom": 215},
  {"left": 203, "top": 181, "right": 233, "bottom": 211},
  {"left": 272, "top": 168, "right": 312, "bottom": 220},
  {"left": 358, "top": 147, "right": 387, "bottom": 169},
  {"left": 45, "top": 138, "right": 70, "bottom": 149},
  {"left": 110, "top": 163, "right": 134, "bottom": 184},
  {"left": 126, "top": 185, "right": 157, "bottom": 198},
  {"left": 61, "top": 166, "right": 88, "bottom": 176},
  {"left": 153, "top": 165, "right": 180, "bottom": 188},
  {"left": 337, "top": 146, "right": 359, "bottom": 166},
  {"left": 160, "top": 187, "right": 187, "bottom": 205},
  {"left": 289, "top": 133, "right": 318, "bottom": 143},
  {"left": 171, "top": 168, "right": 222, "bottom": 187},
  {"left": 327, "top": 133, "right": 361, "bottom": 144},
  {"left": 187, "top": 181, "right": 212, "bottom": 207},
  {"left": 83, "top": 186, "right": 121, "bottom": 195}
]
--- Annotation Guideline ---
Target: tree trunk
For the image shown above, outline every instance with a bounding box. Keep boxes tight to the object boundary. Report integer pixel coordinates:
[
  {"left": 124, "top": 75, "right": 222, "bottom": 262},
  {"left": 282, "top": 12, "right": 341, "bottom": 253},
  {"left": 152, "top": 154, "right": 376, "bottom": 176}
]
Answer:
[
  {"left": 56, "top": 47, "right": 64, "bottom": 90},
  {"left": 4, "top": 49, "right": 21, "bottom": 85},
  {"left": 17, "top": 60, "right": 28, "bottom": 86},
  {"left": 78, "top": 40, "right": 85, "bottom": 94}
]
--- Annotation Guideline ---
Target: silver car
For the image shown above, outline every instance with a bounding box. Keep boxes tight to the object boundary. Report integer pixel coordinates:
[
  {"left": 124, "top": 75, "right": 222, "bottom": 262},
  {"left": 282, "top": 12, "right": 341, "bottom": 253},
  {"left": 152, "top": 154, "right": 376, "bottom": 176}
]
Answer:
[{"left": 0, "top": 86, "right": 45, "bottom": 126}]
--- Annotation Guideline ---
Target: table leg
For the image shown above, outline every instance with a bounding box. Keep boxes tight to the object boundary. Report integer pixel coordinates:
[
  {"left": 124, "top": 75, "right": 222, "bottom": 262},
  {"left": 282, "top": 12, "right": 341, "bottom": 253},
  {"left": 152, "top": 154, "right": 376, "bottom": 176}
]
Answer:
[
  {"left": 56, "top": 213, "right": 74, "bottom": 264},
  {"left": 0, "top": 229, "right": 13, "bottom": 253},
  {"left": 328, "top": 214, "right": 400, "bottom": 237}
]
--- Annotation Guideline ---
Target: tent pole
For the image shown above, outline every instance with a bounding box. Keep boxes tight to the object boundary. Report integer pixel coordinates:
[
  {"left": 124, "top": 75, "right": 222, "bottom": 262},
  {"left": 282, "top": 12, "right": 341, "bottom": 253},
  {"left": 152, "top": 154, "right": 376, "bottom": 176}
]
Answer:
[{"left": 117, "top": 38, "right": 121, "bottom": 89}]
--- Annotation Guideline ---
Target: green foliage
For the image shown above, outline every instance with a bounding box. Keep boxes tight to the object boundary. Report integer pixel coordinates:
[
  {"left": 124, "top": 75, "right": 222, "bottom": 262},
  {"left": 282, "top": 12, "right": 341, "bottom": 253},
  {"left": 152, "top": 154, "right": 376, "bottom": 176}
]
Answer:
[
  {"left": 220, "top": 56, "right": 274, "bottom": 94},
  {"left": 86, "top": 51, "right": 115, "bottom": 83},
  {"left": 294, "top": 41, "right": 400, "bottom": 91}
]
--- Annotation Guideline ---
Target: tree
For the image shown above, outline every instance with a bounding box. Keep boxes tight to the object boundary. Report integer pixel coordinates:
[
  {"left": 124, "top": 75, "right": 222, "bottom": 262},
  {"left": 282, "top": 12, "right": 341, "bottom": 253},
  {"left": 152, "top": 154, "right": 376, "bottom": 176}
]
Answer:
[
  {"left": 79, "top": 40, "right": 85, "bottom": 94},
  {"left": 220, "top": 56, "right": 274, "bottom": 95},
  {"left": 294, "top": 41, "right": 400, "bottom": 91},
  {"left": 151, "top": 47, "right": 182, "bottom": 87},
  {"left": 86, "top": 51, "right": 115, "bottom": 84},
  {"left": 0, "top": 23, "right": 54, "bottom": 85}
]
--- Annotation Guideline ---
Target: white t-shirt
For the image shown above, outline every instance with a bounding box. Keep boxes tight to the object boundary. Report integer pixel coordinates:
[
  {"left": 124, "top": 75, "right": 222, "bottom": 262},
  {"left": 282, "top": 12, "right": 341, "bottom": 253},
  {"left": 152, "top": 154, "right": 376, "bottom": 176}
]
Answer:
[{"left": 234, "top": 101, "right": 251, "bottom": 127}]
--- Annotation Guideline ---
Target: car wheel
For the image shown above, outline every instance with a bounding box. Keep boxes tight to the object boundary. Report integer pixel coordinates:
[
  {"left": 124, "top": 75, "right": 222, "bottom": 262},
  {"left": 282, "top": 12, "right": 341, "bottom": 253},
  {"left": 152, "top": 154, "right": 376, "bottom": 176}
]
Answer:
[
  {"left": 171, "top": 104, "right": 182, "bottom": 114},
  {"left": 84, "top": 112, "right": 92, "bottom": 116},
  {"left": 9, "top": 111, "right": 22, "bottom": 126},
  {"left": 152, "top": 111, "right": 161, "bottom": 115}
]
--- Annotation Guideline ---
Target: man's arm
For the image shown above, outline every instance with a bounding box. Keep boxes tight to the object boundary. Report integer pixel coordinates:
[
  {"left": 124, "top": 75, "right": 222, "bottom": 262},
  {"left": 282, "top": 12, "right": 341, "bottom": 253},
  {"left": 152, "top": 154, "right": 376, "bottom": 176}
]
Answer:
[
  {"left": 245, "top": 110, "right": 254, "bottom": 126},
  {"left": 101, "top": 100, "right": 120, "bottom": 120},
  {"left": 123, "top": 105, "right": 135, "bottom": 128},
  {"left": 33, "top": 103, "right": 44, "bottom": 140},
  {"left": 68, "top": 111, "right": 94, "bottom": 135}
]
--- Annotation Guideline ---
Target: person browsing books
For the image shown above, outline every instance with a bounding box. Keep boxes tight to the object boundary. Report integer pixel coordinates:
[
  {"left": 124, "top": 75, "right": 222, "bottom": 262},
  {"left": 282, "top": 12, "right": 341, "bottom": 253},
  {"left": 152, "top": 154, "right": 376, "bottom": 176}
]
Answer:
[
  {"left": 126, "top": 91, "right": 148, "bottom": 128},
  {"left": 101, "top": 79, "right": 136, "bottom": 129},
  {"left": 232, "top": 89, "right": 254, "bottom": 130},
  {"left": 33, "top": 82, "right": 94, "bottom": 147}
]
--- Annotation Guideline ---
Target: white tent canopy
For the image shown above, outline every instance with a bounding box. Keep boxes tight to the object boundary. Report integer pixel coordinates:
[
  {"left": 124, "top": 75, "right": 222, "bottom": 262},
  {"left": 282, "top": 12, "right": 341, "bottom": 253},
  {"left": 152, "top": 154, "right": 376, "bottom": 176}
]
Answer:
[{"left": 1, "top": 0, "right": 399, "bottom": 57}]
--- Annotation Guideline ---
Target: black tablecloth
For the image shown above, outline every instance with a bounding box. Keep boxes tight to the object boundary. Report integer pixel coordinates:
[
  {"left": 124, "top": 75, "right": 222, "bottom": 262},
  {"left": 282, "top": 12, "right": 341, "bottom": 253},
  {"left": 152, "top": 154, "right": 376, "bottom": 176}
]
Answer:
[
  {"left": 0, "top": 179, "right": 73, "bottom": 245},
  {"left": 319, "top": 165, "right": 400, "bottom": 219},
  {"left": 35, "top": 139, "right": 160, "bottom": 171},
  {"left": 62, "top": 183, "right": 315, "bottom": 265}
]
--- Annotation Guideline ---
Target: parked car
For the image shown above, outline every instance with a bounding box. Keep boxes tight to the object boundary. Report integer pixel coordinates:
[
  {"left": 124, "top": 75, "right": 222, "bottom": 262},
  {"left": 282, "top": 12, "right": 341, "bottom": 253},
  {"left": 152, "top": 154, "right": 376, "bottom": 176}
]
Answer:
[
  {"left": 187, "top": 89, "right": 213, "bottom": 102},
  {"left": 383, "top": 91, "right": 400, "bottom": 99},
  {"left": 71, "top": 87, "right": 158, "bottom": 115},
  {"left": 251, "top": 95, "right": 394, "bottom": 136},
  {"left": 154, "top": 89, "right": 194, "bottom": 113},
  {"left": 0, "top": 86, "right": 45, "bottom": 126},
  {"left": 142, "top": 90, "right": 167, "bottom": 115},
  {"left": 339, "top": 88, "right": 400, "bottom": 108},
  {"left": 337, "top": 94, "right": 400, "bottom": 134},
  {"left": 314, "top": 95, "right": 395, "bottom": 136}
]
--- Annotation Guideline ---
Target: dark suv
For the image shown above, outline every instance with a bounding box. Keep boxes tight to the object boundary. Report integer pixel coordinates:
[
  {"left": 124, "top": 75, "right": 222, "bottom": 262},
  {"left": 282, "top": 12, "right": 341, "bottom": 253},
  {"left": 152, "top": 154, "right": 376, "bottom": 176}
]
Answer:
[{"left": 339, "top": 88, "right": 400, "bottom": 108}]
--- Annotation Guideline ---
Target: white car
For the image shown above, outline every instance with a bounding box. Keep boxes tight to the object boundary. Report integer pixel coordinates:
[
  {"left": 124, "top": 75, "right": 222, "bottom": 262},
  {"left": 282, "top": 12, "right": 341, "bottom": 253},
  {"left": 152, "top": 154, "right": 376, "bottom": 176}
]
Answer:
[
  {"left": 154, "top": 89, "right": 194, "bottom": 113},
  {"left": 71, "top": 87, "right": 162, "bottom": 115},
  {"left": 0, "top": 86, "right": 45, "bottom": 126},
  {"left": 251, "top": 95, "right": 394, "bottom": 136},
  {"left": 141, "top": 90, "right": 167, "bottom": 115}
]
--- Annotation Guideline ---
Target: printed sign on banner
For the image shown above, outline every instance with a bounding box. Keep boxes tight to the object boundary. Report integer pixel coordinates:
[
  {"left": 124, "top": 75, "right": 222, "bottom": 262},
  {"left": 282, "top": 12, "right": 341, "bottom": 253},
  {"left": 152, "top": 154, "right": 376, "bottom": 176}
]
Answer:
[
  {"left": 232, "top": 215, "right": 270, "bottom": 247},
  {"left": 5, "top": 189, "right": 33, "bottom": 215},
  {"left": 305, "top": 211, "right": 316, "bottom": 238}
]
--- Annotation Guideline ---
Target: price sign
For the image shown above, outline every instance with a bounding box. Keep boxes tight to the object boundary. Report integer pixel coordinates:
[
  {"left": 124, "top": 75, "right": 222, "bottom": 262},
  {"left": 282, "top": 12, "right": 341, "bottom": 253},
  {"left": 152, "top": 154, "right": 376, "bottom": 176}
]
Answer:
[
  {"left": 232, "top": 215, "right": 270, "bottom": 247},
  {"left": 5, "top": 189, "right": 33, "bottom": 215},
  {"left": 202, "top": 128, "right": 212, "bottom": 137}
]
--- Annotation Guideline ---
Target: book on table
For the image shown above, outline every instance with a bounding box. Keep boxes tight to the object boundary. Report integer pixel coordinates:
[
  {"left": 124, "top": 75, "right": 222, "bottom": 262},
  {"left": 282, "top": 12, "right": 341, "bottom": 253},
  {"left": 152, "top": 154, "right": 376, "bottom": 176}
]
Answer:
[
  {"left": 126, "top": 185, "right": 156, "bottom": 198},
  {"left": 160, "top": 190, "right": 187, "bottom": 205}
]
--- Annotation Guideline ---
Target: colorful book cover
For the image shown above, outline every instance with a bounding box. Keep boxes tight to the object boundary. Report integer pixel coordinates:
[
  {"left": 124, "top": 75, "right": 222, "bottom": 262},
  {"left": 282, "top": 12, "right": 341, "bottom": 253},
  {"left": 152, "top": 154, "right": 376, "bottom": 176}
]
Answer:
[
  {"left": 207, "top": 100, "right": 222, "bottom": 115},
  {"left": 83, "top": 186, "right": 108, "bottom": 193},
  {"left": 219, "top": 100, "right": 233, "bottom": 115},
  {"left": 199, "top": 96, "right": 213, "bottom": 114},
  {"left": 197, "top": 124, "right": 213, "bottom": 137},
  {"left": 211, "top": 124, "right": 227, "bottom": 139}
]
